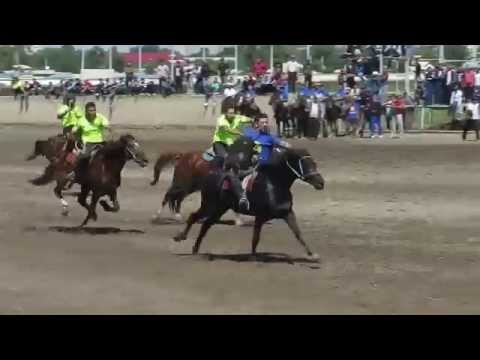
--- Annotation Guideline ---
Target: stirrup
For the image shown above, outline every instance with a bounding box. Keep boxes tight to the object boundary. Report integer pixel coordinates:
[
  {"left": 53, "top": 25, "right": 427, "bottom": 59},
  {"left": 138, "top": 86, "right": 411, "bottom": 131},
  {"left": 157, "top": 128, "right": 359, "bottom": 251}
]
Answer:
[{"left": 239, "top": 196, "right": 250, "bottom": 211}]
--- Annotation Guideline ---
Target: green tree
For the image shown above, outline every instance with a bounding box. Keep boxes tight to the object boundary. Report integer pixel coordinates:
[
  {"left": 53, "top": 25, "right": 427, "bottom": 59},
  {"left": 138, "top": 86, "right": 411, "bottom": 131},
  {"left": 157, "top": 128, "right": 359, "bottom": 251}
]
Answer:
[
  {"left": 111, "top": 46, "right": 125, "bottom": 72},
  {"left": 129, "top": 45, "right": 161, "bottom": 53}
]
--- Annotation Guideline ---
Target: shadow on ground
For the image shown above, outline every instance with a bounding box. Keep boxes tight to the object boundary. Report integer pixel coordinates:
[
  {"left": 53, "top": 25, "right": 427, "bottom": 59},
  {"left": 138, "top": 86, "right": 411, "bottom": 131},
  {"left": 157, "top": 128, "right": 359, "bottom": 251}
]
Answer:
[
  {"left": 177, "top": 252, "right": 320, "bottom": 268},
  {"left": 47, "top": 226, "right": 145, "bottom": 235}
]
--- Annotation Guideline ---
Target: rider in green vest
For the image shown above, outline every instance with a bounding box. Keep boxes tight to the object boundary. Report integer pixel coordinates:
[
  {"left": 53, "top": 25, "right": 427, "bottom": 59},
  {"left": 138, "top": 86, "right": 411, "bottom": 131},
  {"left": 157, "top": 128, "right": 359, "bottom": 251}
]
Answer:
[
  {"left": 67, "top": 102, "right": 111, "bottom": 183},
  {"left": 212, "top": 106, "right": 253, "bottom": 211},
  {"left": 57, "top": 95, "right": 83, "bottom": 135}
]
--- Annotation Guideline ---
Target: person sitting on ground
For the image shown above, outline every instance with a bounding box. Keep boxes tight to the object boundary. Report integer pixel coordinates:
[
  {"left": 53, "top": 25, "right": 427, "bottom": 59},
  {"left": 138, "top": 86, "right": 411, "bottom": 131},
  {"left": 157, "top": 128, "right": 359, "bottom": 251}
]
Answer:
[
  {"left": 57, "top": 95, "right": 83, "bottom": 136},
  {"left": 67, "top": 102, "right": 111, "bottom": 183}
]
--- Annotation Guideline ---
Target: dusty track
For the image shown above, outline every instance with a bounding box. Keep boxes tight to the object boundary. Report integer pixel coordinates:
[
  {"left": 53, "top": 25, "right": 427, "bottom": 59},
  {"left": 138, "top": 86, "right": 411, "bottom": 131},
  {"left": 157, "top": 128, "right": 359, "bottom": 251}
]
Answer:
[{"left": 1, "top": 112, "right": 480, "bottom": 314}]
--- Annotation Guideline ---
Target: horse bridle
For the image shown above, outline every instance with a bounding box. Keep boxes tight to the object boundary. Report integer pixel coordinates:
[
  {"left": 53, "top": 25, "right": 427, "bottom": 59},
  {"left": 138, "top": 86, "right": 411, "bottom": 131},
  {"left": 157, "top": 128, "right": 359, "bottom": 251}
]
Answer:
[
  {"left": 125, "top": 140, "right": 142, "bottom": 162},
  {"left": 286, "top": 155, "right": 319, "bottom": 181}
]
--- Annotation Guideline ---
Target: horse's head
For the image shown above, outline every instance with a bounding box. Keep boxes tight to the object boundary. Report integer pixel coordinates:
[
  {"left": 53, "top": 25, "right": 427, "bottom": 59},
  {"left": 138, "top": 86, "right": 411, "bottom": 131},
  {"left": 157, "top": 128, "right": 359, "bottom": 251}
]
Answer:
[
  {"left": 120, "top": 134, "right": 149, "bottom": 167},
  {"left": 276, "top": 147, "right": 324, "bottom": 190}
]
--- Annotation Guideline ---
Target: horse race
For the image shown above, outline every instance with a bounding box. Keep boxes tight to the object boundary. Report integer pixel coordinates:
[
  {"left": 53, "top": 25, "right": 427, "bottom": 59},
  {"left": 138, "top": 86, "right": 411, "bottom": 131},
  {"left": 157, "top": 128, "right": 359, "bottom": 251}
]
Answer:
[{"left": 1, "top": 44, "right": 480, "bottom": 314}]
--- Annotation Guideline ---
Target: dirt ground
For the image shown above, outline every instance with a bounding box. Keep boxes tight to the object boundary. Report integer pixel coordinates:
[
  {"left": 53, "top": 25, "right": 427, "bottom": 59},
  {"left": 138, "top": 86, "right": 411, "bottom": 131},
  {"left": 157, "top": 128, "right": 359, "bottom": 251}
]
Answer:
[{"left": 1, "top": 96, "right": 480, "bottom": 314}]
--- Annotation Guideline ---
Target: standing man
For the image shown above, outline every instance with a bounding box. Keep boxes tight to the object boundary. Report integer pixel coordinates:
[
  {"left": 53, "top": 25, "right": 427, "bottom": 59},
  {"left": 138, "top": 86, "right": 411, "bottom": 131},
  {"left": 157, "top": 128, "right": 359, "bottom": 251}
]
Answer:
[
  {"left": 156, "top": 61, "right": 170, "bottom": 97},
  {"left": 174, "top": 61, "right": 184, "bottom": 93},
  {"left": 124, "top": 62, "right": 135, "bottom": 91},
  {"left": 218, "top": 57, "right": 229, "bottom": 84},
  {"left": 463, "top": 100, "right": 480, "bottom": 141},
  {"left": 286, "top": 55, "right": 302, "bottom": 93},
  {"left": 304, "top": 60, "right": 313, "bottom": 89},
  {"left": 252, "top": 58, "right": 268, "bottom": 79}
]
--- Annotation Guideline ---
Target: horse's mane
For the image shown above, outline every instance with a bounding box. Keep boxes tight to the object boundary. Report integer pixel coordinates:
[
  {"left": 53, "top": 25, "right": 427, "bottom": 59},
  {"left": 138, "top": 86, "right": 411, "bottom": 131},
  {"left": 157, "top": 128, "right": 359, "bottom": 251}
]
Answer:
[{"left": 96, "top": 134, "right": 134, "bottom": 158}]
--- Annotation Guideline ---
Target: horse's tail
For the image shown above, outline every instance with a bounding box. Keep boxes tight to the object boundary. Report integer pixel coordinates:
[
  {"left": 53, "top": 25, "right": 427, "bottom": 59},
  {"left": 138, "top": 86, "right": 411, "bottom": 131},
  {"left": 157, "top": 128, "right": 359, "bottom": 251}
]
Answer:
[
  {"left": 150, "top": 152, "right": 181, "bottom": 186},
  {"left": 26, "top": 140, "right": 46, "bottom": 161},
  {"left": 29, "top": 164, "right": 56, "bottom": 186}
]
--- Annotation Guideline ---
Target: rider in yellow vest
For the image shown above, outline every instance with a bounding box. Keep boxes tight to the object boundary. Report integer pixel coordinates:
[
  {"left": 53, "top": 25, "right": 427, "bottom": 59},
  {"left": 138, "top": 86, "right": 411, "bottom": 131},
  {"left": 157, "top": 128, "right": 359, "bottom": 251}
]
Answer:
[
  {"left": 57, "top": 95, "right": 83, "bottom": 135},
  {"left": 67, "top": 102, "right": 111, "bottom": 182},
  {"left": 212, "top": 106, "right": 253, "bottom": 211},
  {"left": 212, "top": 107, "right": 251, "bottom": 161}
]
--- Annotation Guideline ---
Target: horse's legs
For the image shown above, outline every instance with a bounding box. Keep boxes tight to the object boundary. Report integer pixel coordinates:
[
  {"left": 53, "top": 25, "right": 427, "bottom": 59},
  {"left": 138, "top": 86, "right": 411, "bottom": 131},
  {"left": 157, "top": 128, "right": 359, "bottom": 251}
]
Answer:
[
  {"left": 173, "top": 207, "right": 205, "bottom": 242},
  {"left": 283, "top": 210, "right": 319, "bottom": 260},
  {"left": 54, "top": 180, "right": 69, "bottom": 216},
  {"left": 80, "top": 191, "right": 101, "bottom": 227},
  {"left": 77, "top": 185, "right": 89, "bottom": 210},
  {"left": 99, "top": 190, "right": 119, "bottom": 212},
  {"left": 251, "top": 216, "right": 268, "bottom": 256},
  {"left": 192, "top": 206, "right": 229, "bottom": 254}
]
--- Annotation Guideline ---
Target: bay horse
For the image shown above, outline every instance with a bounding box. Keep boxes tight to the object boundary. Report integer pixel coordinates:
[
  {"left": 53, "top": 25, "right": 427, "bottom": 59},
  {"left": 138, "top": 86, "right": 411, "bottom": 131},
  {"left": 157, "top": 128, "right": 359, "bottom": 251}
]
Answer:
[
  {"left": 150, "top": 135, "right": 257, "bottom": 222},
  {"left": 26, "top": 134, "right": 68, "bottom": 162},
  {"left": 173, "top": 146, "right": 325, "bottom": 260},
  {"left": 29, "top": 134, "right": 149, "bottom": 226}
]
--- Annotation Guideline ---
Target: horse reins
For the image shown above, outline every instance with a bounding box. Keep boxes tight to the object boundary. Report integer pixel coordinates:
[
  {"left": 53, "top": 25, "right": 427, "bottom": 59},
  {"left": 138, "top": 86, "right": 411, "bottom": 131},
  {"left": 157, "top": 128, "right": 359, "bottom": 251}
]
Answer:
[{"left": 286, "top": 155, "right": 319, "bottom": 181}]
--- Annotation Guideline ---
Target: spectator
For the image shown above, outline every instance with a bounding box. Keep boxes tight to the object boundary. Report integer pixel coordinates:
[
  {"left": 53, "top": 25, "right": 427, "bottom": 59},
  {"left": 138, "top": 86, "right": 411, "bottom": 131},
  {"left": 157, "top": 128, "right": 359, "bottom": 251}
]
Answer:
[
  {"left": 462, "top": 67, "right": 476, "bottom": 101},
  {"left": 358, "top": 85, "right": 372, "bottom": 137},
  {"left": 174, "top": 61, "right": 184, "bottom": 93},
  {"left": 313, "top": 83, "right": 329, "bottom": 121},
  {"left": 384, "top": 94, "right": 394, "bottom": 130},
  {"left": 474, "top": 69, "right": 480, "bottom": 101},
  {"left": 415, "top": 58, "right": 422, "bottom": 82},
  {"left": 286, "top": 55, "right": 302, "bottom": 93},
  {"left": 304, "top": 60, "right": 313, "bottom": 88},
  {"left": 450, "top": 85, "right": 464, "bottom": 123},
  {"left": 346, "top": 72, "right": 356, "bottom": 89},
  {"left": 156, "top": 61, "right": 170, "bottom": 96},
  {"left": 343, "top": 95, "right": 360, "bottom": 137},
  {"left": 125, "top": 62, "right": 135, "bottom": 89},
  {"left": 369, "top": 96, "right": 384, "bottom": 138},
  {"left": 218, "top": 58, "right": 229, "bottom": 84},
  {"left": 224, "top": 83, "right": 237, "bottom": 98},
  {"left": 252, "top": 58, "right": 268, "bottom": 79},
  {"left": 463, "top": 100, "right": 480, "bottom": 141},
  {"left": 414, "top": 83, "right": 425, "bottom": 107},
  {"left": 338, "top": 69, "right": 346, "bottom": 88},
  {"left": 391, "top": 94, "right": 406, "bottom": 138}
]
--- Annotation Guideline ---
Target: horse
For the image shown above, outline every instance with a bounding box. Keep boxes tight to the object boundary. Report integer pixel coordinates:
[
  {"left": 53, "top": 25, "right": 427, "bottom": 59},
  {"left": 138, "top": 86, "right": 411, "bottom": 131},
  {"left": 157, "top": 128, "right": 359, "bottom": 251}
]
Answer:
[
  {"left": 26, "top": 134, "right": 67, "bottom": 162},
  {"left": 269, "top": 92, "right": 293, "bottom": 138},
  {"left": 29, "top": 134, "right": 149, "bottom": 225},
  {"left": 173, "top": 146, "right": 325, "bottom": 260},
  {"left": 325, "top": 96, "right": 343, "bottom": 137},
  {"left": 150, "top": 136, "right": 258, "bottom": 223}
]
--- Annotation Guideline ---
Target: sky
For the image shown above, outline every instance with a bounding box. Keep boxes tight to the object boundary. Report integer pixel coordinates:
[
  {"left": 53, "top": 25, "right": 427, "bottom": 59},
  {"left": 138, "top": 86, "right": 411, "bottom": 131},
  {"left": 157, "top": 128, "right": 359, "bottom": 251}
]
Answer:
[{"left": 42, "top": 45, "right": 226, "bottom": 54}]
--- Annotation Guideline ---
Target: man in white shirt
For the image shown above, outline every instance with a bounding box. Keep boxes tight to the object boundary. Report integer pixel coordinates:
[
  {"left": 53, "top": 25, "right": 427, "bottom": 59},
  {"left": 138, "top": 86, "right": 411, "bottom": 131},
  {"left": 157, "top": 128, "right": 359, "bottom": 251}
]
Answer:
[
  {"left": 463, "top": 101, "right": 479, "bottom": 141},
  {"left": 156, "top": 61, "right": 170, "bottom": 96},
  {"left": 286, "top": 55, "right": 302, "bottom": 93},
  {"left": 224, "top": 83, "right": 236, "bottom": 98},
  {"left": 450, "top": 86, "right": 464, "bottom": 121}
]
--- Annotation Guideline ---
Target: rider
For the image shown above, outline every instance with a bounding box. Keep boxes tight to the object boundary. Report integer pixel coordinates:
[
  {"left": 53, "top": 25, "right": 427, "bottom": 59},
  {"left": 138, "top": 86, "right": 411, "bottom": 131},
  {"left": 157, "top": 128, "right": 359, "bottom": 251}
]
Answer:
[
  {"left": 237, "top": 116, "right": 291, "bottom": 210},
  {"left": 212, "top": 106, "right": 252, "bottom": 164},
  {"left": 68, "top": 102, "right": 111, "bottom": 182},
  {"left": 57, "top": 95, "right": 83, "bottom": 135}
]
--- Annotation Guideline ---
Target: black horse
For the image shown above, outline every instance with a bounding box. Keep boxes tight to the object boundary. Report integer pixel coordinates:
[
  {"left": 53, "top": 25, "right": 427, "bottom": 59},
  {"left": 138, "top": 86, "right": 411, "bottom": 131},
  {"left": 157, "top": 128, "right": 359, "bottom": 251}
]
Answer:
[
  {"left": 325, "top": 96, "right": 343, "bottom": 137},
  {"left": 173, "top": 146, "right": 325, "bottom": 259},
  {"left": 269, "top": 91, "right": 293, "bottom": 138}
]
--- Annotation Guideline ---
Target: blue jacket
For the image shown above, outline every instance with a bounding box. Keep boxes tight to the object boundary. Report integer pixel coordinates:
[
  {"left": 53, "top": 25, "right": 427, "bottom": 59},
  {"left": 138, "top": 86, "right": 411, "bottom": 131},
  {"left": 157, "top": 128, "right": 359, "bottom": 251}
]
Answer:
[
  {"left": 243, "top": 128, "right": 283, "bottom": 165},
  {"left": 313, "top": 89, "right": 329, "bottom": 98},
  {"left": 299, "top": 87, "right": 313, "bottom": 97}
]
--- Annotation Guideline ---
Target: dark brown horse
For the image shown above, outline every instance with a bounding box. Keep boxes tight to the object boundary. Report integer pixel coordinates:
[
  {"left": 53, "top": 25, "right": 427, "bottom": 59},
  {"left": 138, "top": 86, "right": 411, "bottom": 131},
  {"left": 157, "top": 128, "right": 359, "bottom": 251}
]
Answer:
[
  {"left": 150, "top": 136, "right": 257, "bottom": 223},
  {"left": 26, "top": 134, "right": 68, "bottom": 162},
  {"left": 29, "top": 134, "right": 149, "bottom": 226}
]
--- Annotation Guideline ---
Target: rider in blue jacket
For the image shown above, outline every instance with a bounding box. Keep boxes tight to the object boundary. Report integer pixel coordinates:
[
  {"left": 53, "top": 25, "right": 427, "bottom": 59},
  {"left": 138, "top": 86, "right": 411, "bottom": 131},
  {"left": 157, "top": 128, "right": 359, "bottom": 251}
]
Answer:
[{"left": 237, "top": 116, "right": 290, "bottom": 210}]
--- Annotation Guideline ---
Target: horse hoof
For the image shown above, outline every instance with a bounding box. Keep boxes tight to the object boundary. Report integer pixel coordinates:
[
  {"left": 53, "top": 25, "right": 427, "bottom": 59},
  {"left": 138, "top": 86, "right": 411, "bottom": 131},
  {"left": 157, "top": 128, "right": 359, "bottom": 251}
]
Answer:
[
  {"left": 173, "top": 233, "right": 186, "bottom": 242},
  {"left": 308, "top": 253, "right": 320, "bottom": 261}
]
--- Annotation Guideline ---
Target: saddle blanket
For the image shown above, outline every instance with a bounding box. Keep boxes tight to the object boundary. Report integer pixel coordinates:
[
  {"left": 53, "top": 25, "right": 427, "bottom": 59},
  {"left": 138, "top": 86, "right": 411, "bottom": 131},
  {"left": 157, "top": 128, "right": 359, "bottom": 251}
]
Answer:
[{"left": 242, "top": 174, "right": 254, "bottom": 192}]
